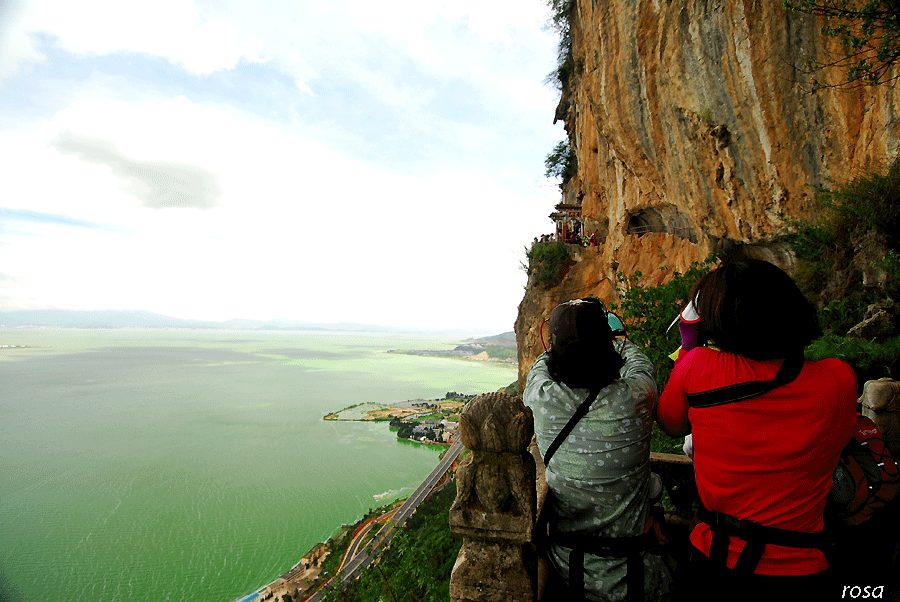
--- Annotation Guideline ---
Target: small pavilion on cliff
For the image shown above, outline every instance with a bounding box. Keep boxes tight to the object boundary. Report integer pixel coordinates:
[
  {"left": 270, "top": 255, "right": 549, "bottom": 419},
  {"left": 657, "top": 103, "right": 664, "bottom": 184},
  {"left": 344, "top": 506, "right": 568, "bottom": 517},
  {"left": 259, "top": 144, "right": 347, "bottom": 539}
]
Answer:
[{"left": 550, "top": 201, "right": 582, "bottom": 244}]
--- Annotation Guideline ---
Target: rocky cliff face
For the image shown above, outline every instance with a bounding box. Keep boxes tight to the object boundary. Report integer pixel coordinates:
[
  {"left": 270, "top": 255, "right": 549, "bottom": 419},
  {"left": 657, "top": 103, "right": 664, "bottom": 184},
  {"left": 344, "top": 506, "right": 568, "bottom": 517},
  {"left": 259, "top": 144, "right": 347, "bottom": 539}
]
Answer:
[{"left": 515, "top": 0, "right": 900, "bottom": 389}]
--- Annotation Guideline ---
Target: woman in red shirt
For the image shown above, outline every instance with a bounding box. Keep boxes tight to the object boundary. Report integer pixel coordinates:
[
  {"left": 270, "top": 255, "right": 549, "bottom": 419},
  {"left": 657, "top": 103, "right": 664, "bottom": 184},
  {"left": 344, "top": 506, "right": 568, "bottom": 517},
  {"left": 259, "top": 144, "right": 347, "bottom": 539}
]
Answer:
[{"left": 657, "top": 259, "right": 856, "bottom": 601}]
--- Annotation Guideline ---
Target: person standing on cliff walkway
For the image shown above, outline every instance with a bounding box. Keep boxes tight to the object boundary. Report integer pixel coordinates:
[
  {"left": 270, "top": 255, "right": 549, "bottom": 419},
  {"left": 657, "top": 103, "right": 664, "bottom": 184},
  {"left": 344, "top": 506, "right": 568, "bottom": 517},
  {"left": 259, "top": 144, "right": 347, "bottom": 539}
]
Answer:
[
  {"left": 657, "top": 259, "right": 856, "bottom": 602},
  {"left": 525, "top": 298, "right": 673, "bottom": 602}
]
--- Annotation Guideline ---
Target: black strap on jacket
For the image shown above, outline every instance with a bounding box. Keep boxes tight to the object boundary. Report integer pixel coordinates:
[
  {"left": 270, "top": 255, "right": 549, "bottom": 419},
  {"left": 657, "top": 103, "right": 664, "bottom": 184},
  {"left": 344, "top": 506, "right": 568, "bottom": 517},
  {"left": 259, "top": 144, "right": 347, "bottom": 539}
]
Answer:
[
  {"left": 539, "top": 389, "right": 651, "bottom": 602},
  {"left": 552, "top": 528, "right": 655, "bottom": 602},
  {"left": 536, "top": 388, "right": 599, "bottom": 551},
  {"left": 542, "top": 388, "right": 600, "bottom": 467},
  {"left": 685, "top": 354, "right": 804, "bottom": 408},
  {"left": 697, "top": 505, "right": 828, "bottom": 573},
  {"left": 685, "top": 353, "right": 822, "bottom": 573}
]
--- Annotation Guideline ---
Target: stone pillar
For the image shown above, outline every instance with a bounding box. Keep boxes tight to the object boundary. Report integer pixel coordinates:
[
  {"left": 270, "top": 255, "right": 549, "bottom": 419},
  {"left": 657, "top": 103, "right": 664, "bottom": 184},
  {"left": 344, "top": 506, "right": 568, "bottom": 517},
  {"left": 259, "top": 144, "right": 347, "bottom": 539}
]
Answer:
[
  {"left": 449, "top": 392, "right": 536, "bottom": 602},
  {"left": 860, "top": 378, "right": 900, "bottom": 456}
]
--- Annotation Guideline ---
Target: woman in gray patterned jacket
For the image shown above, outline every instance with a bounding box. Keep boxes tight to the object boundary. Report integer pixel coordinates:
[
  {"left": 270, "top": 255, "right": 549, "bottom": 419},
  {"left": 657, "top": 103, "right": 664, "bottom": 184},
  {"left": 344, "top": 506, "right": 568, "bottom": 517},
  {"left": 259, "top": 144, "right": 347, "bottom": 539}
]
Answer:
[{"left": 525, "top": 298, "right": 673, "bottom": 602}]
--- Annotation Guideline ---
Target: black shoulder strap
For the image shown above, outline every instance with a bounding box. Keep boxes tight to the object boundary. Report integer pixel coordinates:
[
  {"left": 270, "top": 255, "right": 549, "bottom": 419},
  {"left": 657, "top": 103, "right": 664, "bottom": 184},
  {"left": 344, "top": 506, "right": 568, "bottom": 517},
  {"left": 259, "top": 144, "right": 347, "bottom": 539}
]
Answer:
[
  {"left": 686, "top": 354, "right": 805, "bottom": 408},
  {"left": 542, "top": 388, "right": 600, "bottom": 466}
]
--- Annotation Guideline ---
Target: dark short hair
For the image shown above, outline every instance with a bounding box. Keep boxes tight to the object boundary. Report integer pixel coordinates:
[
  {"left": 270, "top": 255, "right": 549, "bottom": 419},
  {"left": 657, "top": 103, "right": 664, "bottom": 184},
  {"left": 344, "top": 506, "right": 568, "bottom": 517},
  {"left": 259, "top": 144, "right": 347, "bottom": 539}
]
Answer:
[
  {"left": 690, "top": 259, "right": 821, "bottom": 360},
  {"left": 547, "top": 298, "right": 624, "bottom": 389}
]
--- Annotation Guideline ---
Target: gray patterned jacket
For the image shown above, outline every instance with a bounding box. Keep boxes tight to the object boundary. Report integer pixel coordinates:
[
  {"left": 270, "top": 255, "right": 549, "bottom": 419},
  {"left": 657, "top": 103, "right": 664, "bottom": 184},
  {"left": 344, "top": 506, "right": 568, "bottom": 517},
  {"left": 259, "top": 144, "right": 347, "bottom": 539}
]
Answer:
[{"left": 524, "top": 340, "right": 673, "bottom": 602}]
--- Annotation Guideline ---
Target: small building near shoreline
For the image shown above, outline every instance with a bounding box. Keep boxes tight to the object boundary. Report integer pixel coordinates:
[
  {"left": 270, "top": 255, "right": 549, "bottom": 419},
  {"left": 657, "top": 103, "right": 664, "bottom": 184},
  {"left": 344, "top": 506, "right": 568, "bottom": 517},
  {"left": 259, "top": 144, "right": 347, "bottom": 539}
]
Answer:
[{"left": 300, "top": 543, "right": 327, "bottom": 569}]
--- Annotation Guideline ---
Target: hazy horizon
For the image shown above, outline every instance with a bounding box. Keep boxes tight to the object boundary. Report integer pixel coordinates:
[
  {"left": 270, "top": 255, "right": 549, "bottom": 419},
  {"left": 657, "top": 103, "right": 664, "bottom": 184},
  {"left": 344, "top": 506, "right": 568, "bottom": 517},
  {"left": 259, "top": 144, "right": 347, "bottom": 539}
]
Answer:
[
  {"left": 1, "top": 0, "right": 564, "bottom": 333},
  {"left": 0, "top": 308, "right": 515, "bottom": 335}
]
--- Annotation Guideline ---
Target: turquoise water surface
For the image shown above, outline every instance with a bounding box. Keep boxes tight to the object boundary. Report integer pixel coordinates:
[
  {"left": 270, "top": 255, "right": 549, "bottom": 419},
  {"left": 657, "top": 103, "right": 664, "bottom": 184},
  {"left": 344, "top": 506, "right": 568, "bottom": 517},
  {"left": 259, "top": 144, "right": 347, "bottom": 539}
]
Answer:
[{"left": 0, "top": 329, "right": 516, "bottom": 602}]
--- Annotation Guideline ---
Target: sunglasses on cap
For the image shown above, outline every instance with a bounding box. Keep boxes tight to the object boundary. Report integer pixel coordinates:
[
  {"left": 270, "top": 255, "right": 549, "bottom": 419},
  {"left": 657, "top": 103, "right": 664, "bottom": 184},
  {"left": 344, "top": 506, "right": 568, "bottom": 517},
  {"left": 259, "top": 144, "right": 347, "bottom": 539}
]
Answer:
[{"left": 540, "top": 298, "right": 627, "bottom": 351}]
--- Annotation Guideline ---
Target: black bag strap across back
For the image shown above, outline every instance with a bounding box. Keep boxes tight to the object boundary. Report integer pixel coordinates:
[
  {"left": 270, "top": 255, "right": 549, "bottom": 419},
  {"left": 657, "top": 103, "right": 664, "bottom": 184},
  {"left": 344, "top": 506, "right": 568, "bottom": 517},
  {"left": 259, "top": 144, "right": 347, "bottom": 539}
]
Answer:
[
  {"left": 686, "top": 353, "right": 805, "bottom": 408},
  {"left": 539, "top": 388, "right": 649, "bottom": 602},
  {"left": 542, "top": 388, "right": 600, "bottom": 467},
  {"left": 684, "top": 353, "right": 820, "bottom": 574}
]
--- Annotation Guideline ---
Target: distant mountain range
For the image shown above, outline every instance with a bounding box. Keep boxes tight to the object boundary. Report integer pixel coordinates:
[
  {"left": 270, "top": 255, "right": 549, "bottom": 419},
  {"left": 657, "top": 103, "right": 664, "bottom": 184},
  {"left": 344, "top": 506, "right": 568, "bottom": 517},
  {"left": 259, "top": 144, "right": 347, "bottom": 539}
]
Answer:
[
  {"left": 0, "top": 309, "right": 507, "bottom": 336},
  {"left": 468, "top": 331, "right": 516, "bottom": 347}
]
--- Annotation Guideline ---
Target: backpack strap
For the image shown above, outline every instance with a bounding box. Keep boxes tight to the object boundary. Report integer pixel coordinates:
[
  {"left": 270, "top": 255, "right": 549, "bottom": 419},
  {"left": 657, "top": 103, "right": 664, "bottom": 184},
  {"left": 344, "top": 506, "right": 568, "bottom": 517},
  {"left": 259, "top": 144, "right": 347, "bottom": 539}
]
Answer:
[
  {"left": 686, "top": 354, "right": 804, "bottom": 408},
  {"left": 538, "top": 389, "right": 649, "bottom": 602},
  {"left": 684, "top": 354, "right": 815, "bottom": 572},
  {"left": 697, "top": 505, "right": 828, "bottom": 573},
  {"left": 533, "top": 388, "right": 600, "bottom": 551},
  {"left": 552, "top": 529, "right": 656, "bottom": 602},
  {"left": 542, "top": 388, "right": 600, "bottom": 467}
]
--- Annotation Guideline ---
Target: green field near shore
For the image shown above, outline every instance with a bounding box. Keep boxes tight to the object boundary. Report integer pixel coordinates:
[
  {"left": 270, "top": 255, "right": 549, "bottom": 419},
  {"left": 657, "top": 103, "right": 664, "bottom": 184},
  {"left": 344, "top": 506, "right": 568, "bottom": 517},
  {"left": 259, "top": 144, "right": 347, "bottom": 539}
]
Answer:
[{"left": 327, "top": 402, "right": 391, "bottom": 420}]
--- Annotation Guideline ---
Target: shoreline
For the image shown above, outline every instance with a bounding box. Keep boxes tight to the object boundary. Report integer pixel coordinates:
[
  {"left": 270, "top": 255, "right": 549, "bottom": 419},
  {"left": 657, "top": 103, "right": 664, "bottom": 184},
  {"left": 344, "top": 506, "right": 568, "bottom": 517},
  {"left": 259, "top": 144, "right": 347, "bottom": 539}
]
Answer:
[
  {"left": 237, "top": 492, "right": 417, "bottom": 602},
  {"left": 385, "top": 348, "right": 517, "bottom": 365},
  {"left": 324, "top": 397, "right": 465, "bottom": 446},
  {"left": 237, "top": 403, "right": 469, "bottom": 602},
  {"left": 397, "top": 435, "right": 451, "bottom": 447}
]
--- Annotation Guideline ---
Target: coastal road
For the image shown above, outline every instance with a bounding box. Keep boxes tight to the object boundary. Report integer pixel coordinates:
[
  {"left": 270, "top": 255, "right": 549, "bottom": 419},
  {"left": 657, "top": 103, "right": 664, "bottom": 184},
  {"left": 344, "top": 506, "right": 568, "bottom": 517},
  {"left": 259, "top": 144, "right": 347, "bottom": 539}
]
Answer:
[
  {"left": 304, "top": 439, "right": 464, "bottom": 601},
  {"left": 335, "top": 509, "right": 397, "bottom": 574}
]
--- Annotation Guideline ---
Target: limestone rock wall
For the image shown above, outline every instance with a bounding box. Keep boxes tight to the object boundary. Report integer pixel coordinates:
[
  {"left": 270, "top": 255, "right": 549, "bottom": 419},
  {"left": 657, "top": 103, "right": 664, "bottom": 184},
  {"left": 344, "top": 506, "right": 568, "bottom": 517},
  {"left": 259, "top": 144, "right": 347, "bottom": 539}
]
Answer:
[{"left": 516, "top": 0, "right": 900, "bottom": 389}]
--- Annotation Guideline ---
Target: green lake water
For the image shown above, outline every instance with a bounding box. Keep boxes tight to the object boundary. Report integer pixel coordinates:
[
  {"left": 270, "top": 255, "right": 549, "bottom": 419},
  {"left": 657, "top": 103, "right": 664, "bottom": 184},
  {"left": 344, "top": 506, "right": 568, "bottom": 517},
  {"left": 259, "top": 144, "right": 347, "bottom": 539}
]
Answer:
[{"left": 0, "top": 329, "right": 517, "bottom": 602}]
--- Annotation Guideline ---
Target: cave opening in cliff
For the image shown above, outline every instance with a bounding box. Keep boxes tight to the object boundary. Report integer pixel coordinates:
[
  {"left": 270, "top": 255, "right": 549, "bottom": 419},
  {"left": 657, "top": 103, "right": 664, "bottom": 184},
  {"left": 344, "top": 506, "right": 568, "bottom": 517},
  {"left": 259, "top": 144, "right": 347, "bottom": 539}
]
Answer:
[{"left": 626, "top": 207, "right": 697, "bottom": 243}]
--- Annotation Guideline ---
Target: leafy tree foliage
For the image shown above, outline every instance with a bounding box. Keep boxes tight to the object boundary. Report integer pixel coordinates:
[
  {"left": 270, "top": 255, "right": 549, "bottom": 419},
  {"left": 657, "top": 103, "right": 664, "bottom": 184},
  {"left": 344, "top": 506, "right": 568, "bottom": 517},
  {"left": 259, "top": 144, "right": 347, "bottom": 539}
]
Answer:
[
  {"left": 524, "top": 242, "right": 570, "bottom": 290},
  {"left": 396, "top": 421, "right": 419, "bottom": 440},
  {"left": 609, "top": 263, "right": 715, "bottom": 457},
  {"left": 323, "top": 483, "right": 461, "bottom": 602},
  {"left": 544, "top": 139, "right": 577, "bottom": 191},
  {"left": 815, "top": 159, "right": 900, "bottom": 251},
  {"left": 781, "top": 160, "right": 900, "bottom": 380},
  {"left": 783, "top": 158, "right": 900, "bottom": 312},
  {"left": 610, "top": 261, "right": 715, "bottom": 391},
  {"left": 806, "top": 333, "right": 900, "bottom": 382},
  {"left": 543, "top": 1, "right": 579, "bottom": 192},
  {"left": 783, "top": 0, "right": 900, "bottom": 85},
  {"left": 545, "top": 0, "right": 576, "bottom": 91}
]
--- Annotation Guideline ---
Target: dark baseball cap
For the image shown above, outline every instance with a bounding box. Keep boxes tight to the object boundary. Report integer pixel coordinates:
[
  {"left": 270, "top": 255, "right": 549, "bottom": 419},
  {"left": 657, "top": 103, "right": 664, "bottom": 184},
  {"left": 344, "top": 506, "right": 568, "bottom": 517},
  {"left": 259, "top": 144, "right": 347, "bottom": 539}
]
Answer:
[{"left": 549, "top": 298, "right": 613, "bottom": 354}]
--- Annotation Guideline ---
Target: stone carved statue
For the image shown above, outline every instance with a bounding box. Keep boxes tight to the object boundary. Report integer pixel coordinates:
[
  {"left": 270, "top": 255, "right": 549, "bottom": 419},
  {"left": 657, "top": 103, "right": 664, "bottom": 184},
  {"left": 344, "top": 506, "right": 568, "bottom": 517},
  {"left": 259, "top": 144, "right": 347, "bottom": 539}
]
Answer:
[
  {"left": 861, "top": 378, "right": 900, "bottom": 456},
  {"left": 449, "top": 392, "right": 536, "bottom": 602}
]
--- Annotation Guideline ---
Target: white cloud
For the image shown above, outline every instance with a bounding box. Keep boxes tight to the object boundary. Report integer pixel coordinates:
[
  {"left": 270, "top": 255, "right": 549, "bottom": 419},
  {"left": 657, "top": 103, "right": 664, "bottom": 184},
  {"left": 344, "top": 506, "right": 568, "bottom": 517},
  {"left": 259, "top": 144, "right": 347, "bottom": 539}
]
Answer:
[
  {"left": 295, "top": 79, "right": 315, "bottom": 96},
  {"left": 0, "top": 0, "right": 563, "bottom": 330},
  {"left": 340, "top": 0, "right": 549, "bottom": 44},
  {"left": 1, "top": 94, "right": 556, "bottom": 329},
  {"left": 0, "top": 0, "right": 43, "bottom": 78},
  {"left": 1, "top": 0, "right": 264, "bottom": 78},
  {"left": 52, "top": 131, "right": 223, "bottom": 210}
]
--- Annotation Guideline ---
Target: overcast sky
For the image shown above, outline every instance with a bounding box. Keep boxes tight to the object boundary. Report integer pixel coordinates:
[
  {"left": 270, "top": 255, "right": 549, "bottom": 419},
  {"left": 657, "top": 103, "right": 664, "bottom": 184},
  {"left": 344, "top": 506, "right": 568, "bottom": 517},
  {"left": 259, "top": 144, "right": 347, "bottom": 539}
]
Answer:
[{"left": 0, "top": 0, "right": 564, "bottom": 333}]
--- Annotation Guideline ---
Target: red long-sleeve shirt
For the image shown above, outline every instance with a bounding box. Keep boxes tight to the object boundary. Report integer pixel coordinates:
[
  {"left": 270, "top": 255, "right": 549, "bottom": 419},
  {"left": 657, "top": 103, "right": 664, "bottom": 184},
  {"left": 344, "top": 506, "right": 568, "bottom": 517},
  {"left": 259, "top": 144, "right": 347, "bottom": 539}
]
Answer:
[{"left": 658, "top": 347, "right": 857, "bottom": 575}]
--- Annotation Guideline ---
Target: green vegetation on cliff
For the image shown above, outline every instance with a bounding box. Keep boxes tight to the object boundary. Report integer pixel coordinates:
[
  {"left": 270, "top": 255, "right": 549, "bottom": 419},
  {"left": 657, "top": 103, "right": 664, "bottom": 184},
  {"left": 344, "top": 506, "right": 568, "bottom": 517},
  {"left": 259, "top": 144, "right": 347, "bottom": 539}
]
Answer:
[
  {"left": 609, "top": 161, "right": 900, "bottom": 393},
  {"left": 786, "top": 160, "right": 900, "bottom": 382},
  {"left": 524, "top": 242, "right": 570, "bottom": 289},
  {"left": 544, "top": 139, "right": 577, "bottom": 191},
  {"left": 783, "top": 0, "right": 900, "bottom": 86},
  {"left": 545, "top": 0, "right": 576, "bottom": 92},
  {"left": 787, "top": 159, "right": 900, "bottom": 305},
  {"left": 610, "top": 262, "right": 714, "bottom": 456},
  {"left": 321, "top": 483, "right": 460, "bottom": 602},
  {"left": 611, "top": 260, "right": 715, "bottom": 392}
]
